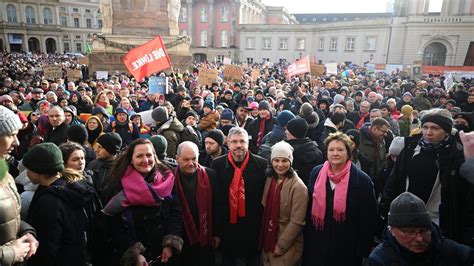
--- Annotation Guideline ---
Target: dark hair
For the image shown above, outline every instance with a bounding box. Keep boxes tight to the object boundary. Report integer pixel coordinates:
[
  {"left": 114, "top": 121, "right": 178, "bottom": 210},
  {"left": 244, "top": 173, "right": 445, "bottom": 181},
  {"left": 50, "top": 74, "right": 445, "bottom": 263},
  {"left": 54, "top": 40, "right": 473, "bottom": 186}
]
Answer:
[
  {"left": 265, "top": 163, "right": 295, "bottom": 179},
  {"left": 324, "top": 132, "right": 354, "bottom": 160},
  {"left": 371, "top": 117, "right": 390, "bottom": 128},
  {"left": 59, "top": 142, "right": 85, "bottom": 164}
]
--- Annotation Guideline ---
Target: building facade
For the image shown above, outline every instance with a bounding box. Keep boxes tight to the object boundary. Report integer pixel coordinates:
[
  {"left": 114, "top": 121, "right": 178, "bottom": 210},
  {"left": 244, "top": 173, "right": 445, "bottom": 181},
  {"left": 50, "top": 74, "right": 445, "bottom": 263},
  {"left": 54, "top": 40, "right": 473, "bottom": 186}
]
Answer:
[
  {"left": 239, "top": 0, "right": 474, "bottom": 66},
  {"left": 0, "top": 0, "right": 102, "bottom": 54}
]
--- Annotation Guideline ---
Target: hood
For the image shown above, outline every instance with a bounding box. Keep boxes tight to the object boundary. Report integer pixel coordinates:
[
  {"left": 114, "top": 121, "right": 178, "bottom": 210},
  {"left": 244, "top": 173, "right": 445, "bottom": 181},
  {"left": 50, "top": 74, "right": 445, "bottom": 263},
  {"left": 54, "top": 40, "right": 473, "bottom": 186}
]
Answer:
[
  {"left": 158, "top": 116, "right": 184, "bottom": 133},
  {"left": 92, "top": 106, "right": 109, "bottom": 118},
  {"left": 323, "top": 117, "right": 338, "bottom": 130},
  {"left": 268, "top": 125, "right": 286, "bottom": 143},
  {"left": 41, "top": 178, "right": 95, "bottom": 208},
  {"left": 85, "top": 115, "right": 104, "bottom": 133}
]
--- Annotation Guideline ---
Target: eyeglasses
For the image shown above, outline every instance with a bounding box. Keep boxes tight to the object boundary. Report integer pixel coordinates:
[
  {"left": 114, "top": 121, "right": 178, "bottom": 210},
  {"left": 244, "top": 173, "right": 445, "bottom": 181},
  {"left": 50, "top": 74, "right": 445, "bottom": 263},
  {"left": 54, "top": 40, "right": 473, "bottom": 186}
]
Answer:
[
  {"left": 31, "top": 113, "right": 40, "bottom": 117},
  {"left": 228, "top": 139, "right": 247, "bottom": 145},
  {"left": 399, "top": 228, "right": 431, "bottom": 238}
]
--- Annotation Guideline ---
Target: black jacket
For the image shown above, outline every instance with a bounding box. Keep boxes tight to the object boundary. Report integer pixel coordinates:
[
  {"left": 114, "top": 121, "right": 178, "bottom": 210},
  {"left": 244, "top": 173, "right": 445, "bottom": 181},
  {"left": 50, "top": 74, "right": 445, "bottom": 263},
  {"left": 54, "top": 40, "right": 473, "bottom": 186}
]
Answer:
[
  {"left": 246, "top": 116, "right": 276, "bottom": 154},
  {"left": 86, "top": 158, "right": 114, "bottom": 202},
  {"left": 27, "top": 178, "right": 95, "bottom": 266},
  {"left": 45, "top": 122, "right": 69, "bottom": 146},
  {"left": 287, "top": 138, "right": 324, "bottom": 185}
]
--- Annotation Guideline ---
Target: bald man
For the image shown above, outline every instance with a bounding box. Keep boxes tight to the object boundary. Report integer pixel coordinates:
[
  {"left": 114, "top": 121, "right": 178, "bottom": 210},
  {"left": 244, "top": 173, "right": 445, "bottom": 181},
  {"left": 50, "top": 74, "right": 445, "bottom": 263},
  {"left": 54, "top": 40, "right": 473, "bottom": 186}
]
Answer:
[{"left": 175, "top": 141, "right": 220, "bottom": 266}]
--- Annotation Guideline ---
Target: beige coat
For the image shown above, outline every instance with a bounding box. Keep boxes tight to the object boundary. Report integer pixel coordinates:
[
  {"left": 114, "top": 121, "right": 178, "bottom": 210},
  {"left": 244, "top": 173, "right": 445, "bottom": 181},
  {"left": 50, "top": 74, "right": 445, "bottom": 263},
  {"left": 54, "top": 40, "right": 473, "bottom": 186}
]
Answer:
[
  {"left": 0, "top": 174, "right": 22, "bottom": 265},
  {"left": 261, "top": 172, "right": 308, "bottom": 266}
]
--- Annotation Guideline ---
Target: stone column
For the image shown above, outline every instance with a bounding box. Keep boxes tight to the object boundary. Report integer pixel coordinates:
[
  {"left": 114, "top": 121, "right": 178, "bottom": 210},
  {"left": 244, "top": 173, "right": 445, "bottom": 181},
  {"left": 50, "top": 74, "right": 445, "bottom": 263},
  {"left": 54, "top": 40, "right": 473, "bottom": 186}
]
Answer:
[
  {"left": 208, "top": 0, "right": 214, "bottom": 47},
  {"left": 423, "top": 0, "right": 430, "bottom": 15},
  {"left": 186, "top": 0, "right": 193, "bottom": 46},
  {"left": 230, "top": 1, "right": 237, "bottom": 47}
]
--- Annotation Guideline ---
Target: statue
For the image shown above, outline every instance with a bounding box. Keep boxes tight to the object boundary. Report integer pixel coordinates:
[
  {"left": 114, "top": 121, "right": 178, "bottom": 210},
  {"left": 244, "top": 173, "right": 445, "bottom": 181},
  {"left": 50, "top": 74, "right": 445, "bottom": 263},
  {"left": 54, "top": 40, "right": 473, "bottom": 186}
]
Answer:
[
  {"left": 101, "top": 0, "right": 113, "bottom": 34},
  {"left": 168, "top": 0, "right": 181, "bottom": 36}
]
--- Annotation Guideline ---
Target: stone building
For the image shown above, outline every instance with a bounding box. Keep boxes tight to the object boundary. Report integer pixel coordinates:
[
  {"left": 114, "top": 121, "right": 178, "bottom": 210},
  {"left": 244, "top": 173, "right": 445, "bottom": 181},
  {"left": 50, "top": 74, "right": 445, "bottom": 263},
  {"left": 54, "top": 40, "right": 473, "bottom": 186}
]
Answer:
[
  {"left": 0, "top": 0, "right": 102, "bottom": 54},
  {"left": 239, "top": 0, "right": 474, "bottom": 66}
]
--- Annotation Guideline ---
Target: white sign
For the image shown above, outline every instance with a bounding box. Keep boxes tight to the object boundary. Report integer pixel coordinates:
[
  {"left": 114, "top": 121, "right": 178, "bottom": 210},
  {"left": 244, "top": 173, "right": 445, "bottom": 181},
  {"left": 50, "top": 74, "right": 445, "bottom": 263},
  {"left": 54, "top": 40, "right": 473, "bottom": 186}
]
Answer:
[
  {"left": 223, "top": 57, "right": 232, "bottom": 65},
  {"left": 96, "top": 71, "right": 108, "bottom": 80},
  {"left": 325, "top": 63, "right": 338, "bottom": 75}
]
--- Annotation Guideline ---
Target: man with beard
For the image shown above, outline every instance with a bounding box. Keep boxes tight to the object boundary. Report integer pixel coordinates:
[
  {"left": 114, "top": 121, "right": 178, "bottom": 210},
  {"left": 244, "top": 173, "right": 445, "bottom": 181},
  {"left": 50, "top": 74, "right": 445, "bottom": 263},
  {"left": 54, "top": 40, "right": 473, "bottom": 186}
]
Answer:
[
  {"left": 199, "top": 129, "right": 227, "bottom": 168},
  {"left": 235, "top": 100, "right": 253, "bottom": 128}
]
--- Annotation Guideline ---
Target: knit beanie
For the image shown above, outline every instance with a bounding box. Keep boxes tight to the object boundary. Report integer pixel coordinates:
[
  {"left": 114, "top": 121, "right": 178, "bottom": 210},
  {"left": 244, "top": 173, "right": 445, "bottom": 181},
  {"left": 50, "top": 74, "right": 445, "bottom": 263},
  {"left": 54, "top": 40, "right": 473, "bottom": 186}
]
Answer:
[
  {"left": 421, "top": 110, "right": 453, "bottom": 133},
  {"left": 389, "top": 136, "right": 405, "bottom": 156},
  {"left": 184, "top": 110, "right": 199, "bottom": 121},
  {"left": 0, "top": 106, "right": 23, "bottom": 136},
  {"left": 115, "top": 107, "right": 128, "bottom": 116},
  {"left": 96, "top": 133, "right": 122, "bottom": 155},
  {"left": 271, "top": 141, "right": 294, "bottom": 164},
  {"left": 300, "top": 103, "right": 320, "bottom": 126},
  {"left": 345, "top": 129, "right": 360, "bottom": 147},
  {"left": 276, "top": 110, "right": 296, "bottom": 127},
  {"left": 205, "top": 129, "right": 225, "bottom": 146},
  {"left": 67, "top": 124, "right": 88, "bottom": 144},
  {"left": 286, "top": 118, "right": 308, "bottom": 139},
  {"left": 23, "top": 143, "right": 65, "bottom": 175},
  {"left": 258, "top": 101, "right": 271, "bottom": 111},
  {"left": 220, "top": 125, "right": 235, "bottom": 136},
  {"left": 402, "top": 92, "right": 412, "bottom": 98},
  {"left": 151, "top": 106, "right": 169, "bottom": 123},
  {"left": 330, "top": 112, "right": 346, "bottom": 126},
  {"left": 388, "top": 192, "right": 431, "bottom": 228},
  {"left": 150, "top": 135, "right": 168, "bottom": 156},
  {"left": 221, "top": 109, "right": 235, "bottom": 121},
  {"left": 204, "top": 100, "right": 215, "bottom": 110},
  {"left": 401, "top": 105, "right": 413, "bottom": 118}
]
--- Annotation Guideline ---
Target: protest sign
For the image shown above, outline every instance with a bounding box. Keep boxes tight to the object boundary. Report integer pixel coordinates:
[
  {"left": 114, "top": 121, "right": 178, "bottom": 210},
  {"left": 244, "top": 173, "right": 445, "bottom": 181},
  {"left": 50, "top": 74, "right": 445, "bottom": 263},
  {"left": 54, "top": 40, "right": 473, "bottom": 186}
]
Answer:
[
  {"left": 96, "top": 71, "right": 108, "bottom": 80},
  {"left": 198, "top": 68, "right": 218, "bottom": 86},
  {"left": 286, "top": 56, "right": 311, "bottom": 79},
  {"left": 310, "top": 64, "right": 325, "bottom": 77},
  {"left": 251, "top": 69, "right": 260, "bottom": 80},
  {"left": 67, "top": 69, "right": 82, "bottom": 81},
  {"left": 148, "top": 76, "right": 168, "bottom": 95},
  {"left": 224, "top": 65, "right": 244, "bottom": 82},
  {"left": 123, "top": 35, "right": 172, "bottom": 81},
  {"left": 223, "top": 57, "right": 232, "bottom": 65},
  {"left": 325, "top": 63, "right": 338, "bottom": 75},
  {"left": 43, "top": 65, "right": 63, "bottom": 80}
]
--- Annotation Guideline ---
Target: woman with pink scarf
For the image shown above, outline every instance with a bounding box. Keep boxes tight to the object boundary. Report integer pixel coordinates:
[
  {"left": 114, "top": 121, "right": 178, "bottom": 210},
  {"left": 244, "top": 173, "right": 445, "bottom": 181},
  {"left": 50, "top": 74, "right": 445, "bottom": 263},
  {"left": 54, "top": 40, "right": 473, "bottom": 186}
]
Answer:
[
  {"left": 302, "top": 132, "right": 377, "bottom": 266},
  {"left": 99, "top": 139, "right": 183, "bottom": 265}
]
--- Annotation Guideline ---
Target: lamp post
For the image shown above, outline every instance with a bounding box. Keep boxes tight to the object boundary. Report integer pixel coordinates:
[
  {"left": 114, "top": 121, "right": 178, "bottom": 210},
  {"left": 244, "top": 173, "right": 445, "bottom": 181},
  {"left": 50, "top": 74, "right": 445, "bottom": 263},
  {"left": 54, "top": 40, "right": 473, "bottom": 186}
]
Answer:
[{"left": 228, "top": 50, "right": 231, "bottom": 61}]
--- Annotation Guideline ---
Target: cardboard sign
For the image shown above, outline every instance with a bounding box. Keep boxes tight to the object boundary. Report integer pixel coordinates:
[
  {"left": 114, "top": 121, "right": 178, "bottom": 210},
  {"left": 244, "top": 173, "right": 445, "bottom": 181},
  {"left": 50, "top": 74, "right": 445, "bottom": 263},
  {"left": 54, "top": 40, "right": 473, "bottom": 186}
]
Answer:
[
  {"left": 78, "top": 56, "right": 89, "bottom": 65},
  {"left": 43, "top": 65, "right": 63, "bottom": 80},
  {"left": 67, "top": 69, "right": 82, "bottom": 81},
  {"left": 96, "top": 71, "right": 108, "bottom": 80},
  {"left": 251, "top": 69, "right": 260, "bottom": 80},
  {"left": 148, "top": 77, "right": 168, "bottom": 95},
  {"left": 198, "top": 68, "right": 218, "bottom": 86},
  {"left": 310, "top": 64, "right": 325, "bottom": 77},
  {"left": 223, "top": 65, "right": 243, "bottom": 82}
]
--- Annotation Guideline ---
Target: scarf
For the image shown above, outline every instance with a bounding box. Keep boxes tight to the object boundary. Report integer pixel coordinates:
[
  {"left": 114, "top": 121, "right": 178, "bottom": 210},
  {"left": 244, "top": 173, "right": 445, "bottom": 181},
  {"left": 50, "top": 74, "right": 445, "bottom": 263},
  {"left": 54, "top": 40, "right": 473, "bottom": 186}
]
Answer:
[
  {"left": 174, "top": 166, "right": 213, "bottom": 247},
  {"left": 96, "top": 101, "right": 109, "bottom": 108},
  {"left": 228, "top": 152, "right": 250, "bottom": 224},
  {"left": 418, "top": 135, "right": 450, "bottom": 153},
  {"left": 259, "top": 178, "right": 285, "bottom": 252},
  {"left": 356, "top": 111, "right": 369, "bottom": 129},
  {"left": 257, "top": 116, "right": 270, "bottom": 147},
  {"left": 312, "top": 160, "right": 351, "bottom": 230}
]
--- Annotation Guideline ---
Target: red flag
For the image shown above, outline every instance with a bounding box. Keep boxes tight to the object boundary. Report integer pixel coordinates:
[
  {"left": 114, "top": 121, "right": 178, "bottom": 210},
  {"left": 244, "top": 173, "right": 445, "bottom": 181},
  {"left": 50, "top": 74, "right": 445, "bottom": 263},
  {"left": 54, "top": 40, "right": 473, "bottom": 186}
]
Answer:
[
  {"left": 123, "top": 35, "right": 172, "bottom": 81},
  {"left": 286, "top": 55, "right": 310, "bottom": 80}
]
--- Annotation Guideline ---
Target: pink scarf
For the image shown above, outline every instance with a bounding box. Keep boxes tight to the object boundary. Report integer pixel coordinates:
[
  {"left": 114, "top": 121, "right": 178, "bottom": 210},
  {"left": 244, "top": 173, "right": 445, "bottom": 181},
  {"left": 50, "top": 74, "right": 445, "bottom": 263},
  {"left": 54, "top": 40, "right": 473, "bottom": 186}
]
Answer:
[{"left": 311, "top": 160, "right": 351, "bottom": 230}]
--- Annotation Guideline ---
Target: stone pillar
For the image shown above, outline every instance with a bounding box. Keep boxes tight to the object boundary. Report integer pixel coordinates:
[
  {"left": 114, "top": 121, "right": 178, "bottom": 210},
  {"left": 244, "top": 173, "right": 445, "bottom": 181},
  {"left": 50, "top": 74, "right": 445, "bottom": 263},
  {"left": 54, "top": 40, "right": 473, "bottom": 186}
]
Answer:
[
  {"left": 208, "top": 0, "right": 214, "bottom": 47},
  {"left": 187, "top": 0, "right": 193, "bottom": 46},
  {"left": 230, "top": 1, "right": 237, "bottom": 47},
  {"left": 423, "top": 0, "right": 430, "bottom": 14}
]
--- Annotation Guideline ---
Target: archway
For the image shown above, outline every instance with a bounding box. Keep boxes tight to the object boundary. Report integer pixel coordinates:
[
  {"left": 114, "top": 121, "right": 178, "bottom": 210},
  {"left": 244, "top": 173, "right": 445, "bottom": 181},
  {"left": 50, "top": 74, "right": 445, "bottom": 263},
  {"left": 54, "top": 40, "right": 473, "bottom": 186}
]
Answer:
[
  {"left": 45, "top": 38, "right": 56, "bottom": 54},
  {"left": 28, "top": 37, "right": 40, "bottom": 53},
  {"left": 193, "top": 53, "right": 207, "bottom": 62},
  {"left": 423, "top": 42, "right": 447, "bottom": 66}
]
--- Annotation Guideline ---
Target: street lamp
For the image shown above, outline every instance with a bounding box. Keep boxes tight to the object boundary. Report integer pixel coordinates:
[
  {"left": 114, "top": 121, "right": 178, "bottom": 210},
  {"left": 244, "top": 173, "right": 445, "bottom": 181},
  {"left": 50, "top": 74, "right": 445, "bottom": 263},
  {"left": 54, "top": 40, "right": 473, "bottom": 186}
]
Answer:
[{"left": 228, "top": 50, "right": 231, "bottom": 60}]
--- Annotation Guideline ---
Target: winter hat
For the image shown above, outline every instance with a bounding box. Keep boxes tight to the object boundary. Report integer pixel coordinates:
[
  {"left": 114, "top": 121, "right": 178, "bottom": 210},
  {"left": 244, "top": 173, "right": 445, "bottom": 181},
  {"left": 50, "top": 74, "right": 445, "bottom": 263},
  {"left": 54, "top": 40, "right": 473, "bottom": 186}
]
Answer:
[
  {"left": 247, "top": 102, "right": 259, "bottom": 110},
  {"left": 421, "top": 109, "right": 453, "bottom": 134},
  {"left": 150, "top": 135, "right": 168, "bottom": 156},
  {"left": 92, "top": 106, "right": 109, "bottom": 118},
  {"left": 205, "top": 129, "right": 225, "bottom": 147},
  {"left": 220, "top": 125, "right": 235, "bottom": 136},
  {"left": 96, "top": 133, "right": 122, "bottom": 155},
  {"left": 300, "top": 103, "right": 320, "bottom": 126},
  {"left": 204, "top": 100, "right": 215, "bottom": 110},
  {"left": 402, "top": 92, "right": 412, "bottom": 98},
  {"left": 0, "top": 106, "right": 23, "bottom": 136},
  {"left": 221, "top": 109, "right": 235, "bottom": 121},
  {"left": 151, "top": 106, "right": 169, "bottom": 123},
  {"left": 271, "top": 141, "right": 294, "bottom": 164},
  {"left": 330, "top": 112, "right": 346, "bottom": 126},
  {"left": 286, "top": 118, "right": 308, "bottom": 139},
  {"left": 276, "top": 110, "right": 296, "bottom": 127},
  {"left": 67, "top": 124, "right": 88, "bottom": 144},
  {"left": 345, "top": 129, "right": 360, "bottom": 147},
  {"left": 23, "top": 143, "right": 64, "bottom": 175},
  {"left": 354, "top": 91, "right": 364, "bottom": 97},
  {"left": 184, "top": 110, "right": 199, "bottom": 121},
  {"left": 401, "top": 105, "right": 413, "bottom": 118},
  {"left": 388, "top": 192, "right": 431, "bottom": 229},
  {"left": 115, "top": 107, "right": 128, "bottom": 116},
  {"left": 389, "top": 136, "right": 405, "bottom": 156},
  {"left": 258, "top": 100, "right": 271, "bottom": 111},
  {"left": 333, "top": 94, "right": 345, "bottom": 105},
  {"left": 17, "top": 112, "right": 28, "bottom": 123}
]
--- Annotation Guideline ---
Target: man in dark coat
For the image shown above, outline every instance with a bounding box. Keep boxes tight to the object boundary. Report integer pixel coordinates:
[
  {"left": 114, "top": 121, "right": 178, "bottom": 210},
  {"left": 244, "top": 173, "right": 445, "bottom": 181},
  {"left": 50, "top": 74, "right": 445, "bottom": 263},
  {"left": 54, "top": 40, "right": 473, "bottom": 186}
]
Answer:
[
  {"left": 106, "top": 107, "right": 139, "bottom": 148},
  {"left": 45, "top": 106, "right": 69, "bottom": 146},
  {"left": 245, "top": 101, "right": 276, "bottom": 154},
  {"left": 211, "top": 127, "right": 267, "bottom": 266},
  {"left": 199, "top": 129, "right": 227, "bottom": 168}
]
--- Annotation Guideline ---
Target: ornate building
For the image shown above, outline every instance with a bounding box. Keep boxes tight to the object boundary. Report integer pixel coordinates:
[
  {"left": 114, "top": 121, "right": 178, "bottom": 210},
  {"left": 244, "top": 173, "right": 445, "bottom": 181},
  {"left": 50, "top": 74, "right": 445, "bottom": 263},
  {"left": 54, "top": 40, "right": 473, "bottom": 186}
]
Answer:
[{"left": 0, "top": 0, "right": 102, "bottom": 54}]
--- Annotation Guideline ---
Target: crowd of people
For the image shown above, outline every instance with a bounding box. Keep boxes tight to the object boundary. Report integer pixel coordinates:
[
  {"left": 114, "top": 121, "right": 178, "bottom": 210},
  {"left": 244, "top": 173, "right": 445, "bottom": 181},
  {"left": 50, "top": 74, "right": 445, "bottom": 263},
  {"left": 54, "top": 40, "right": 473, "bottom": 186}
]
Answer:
[{"left": 1, "top": 51, "right": 474, "bottom": 266}]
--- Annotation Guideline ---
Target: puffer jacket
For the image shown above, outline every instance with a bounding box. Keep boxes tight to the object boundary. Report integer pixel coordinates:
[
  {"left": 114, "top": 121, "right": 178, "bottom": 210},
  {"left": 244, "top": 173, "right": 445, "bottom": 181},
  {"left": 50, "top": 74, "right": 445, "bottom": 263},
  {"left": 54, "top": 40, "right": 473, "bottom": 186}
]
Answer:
[{"left": 158, "top": 116, "right": 185, "bottom": 158}]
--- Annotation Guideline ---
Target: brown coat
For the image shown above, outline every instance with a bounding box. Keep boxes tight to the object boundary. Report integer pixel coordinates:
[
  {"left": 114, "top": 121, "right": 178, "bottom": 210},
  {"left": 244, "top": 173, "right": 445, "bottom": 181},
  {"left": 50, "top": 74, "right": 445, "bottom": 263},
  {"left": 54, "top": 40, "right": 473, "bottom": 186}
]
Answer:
[
  {"left": 198, "top": 110, "right": 220, "bottom": 132},
  {"left": 261, "top": 172, "right": 308, "bottom": 266}
]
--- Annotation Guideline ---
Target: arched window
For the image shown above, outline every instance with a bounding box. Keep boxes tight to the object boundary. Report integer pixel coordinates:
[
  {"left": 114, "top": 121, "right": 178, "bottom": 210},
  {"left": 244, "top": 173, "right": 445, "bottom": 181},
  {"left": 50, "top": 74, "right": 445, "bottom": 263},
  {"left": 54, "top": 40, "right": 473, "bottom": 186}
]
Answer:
[
  {"left": 221, "top": 30, "right": 228, "bottom": 47},
  {"left": 43, "top": 8, "right": 53, "bottom": 24},
  {"left": 7, "top": 5, "right": 17, "bottom": 23},
  {"left": 25, "top": 6, "right": 36, "bottom": 24},
  {"left": 200, "top": 30, "right": 207, "bottom": 47}
]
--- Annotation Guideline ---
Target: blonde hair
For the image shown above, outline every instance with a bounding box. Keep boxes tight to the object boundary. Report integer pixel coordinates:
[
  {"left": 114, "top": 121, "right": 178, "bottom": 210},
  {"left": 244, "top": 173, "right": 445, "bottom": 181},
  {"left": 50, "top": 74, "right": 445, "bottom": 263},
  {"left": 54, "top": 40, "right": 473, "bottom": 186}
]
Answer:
[{"left": 62, "top": 168, "right": 85, "bottom": 183}]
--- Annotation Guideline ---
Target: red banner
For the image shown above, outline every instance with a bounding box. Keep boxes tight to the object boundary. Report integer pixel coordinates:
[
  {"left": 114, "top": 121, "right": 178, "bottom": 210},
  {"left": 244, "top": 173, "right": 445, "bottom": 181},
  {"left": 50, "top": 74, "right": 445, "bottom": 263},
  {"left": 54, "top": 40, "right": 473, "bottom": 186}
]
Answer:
[
  {"left": 123, "top": 35, "right": 172, "bottom": 81},
  {"left": 286, "top": 55, "right": 310, "bottom": 79}
]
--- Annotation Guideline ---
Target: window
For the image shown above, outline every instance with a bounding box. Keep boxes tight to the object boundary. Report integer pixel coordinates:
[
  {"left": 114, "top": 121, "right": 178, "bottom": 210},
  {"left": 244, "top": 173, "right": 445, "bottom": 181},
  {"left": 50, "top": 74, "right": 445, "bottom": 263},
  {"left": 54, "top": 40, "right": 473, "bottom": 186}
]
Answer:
[
  {"left": 346, "top": 37, "right": 355, "bottom": 51},
  {"left": 330, "top": 37, "right": 337, "bottom": 51},
  {"left": 85, "top": 9, "right": 91, "bottom": 13},
  {"left": 60, "top": 16, "right": 68, "bottom": 26},
  {"left": 7, "top": 5, "right": 17, "bottom": 23},
  {"left": 43, "top": 8, "right": 53, "bottom": 24},
  {"left": 25, "top": 6, "right": 36, "bottom": 24},
  {"left": 247, "top": 58, "right": 254, "bottom": 64},
  {"left": 179, "top": 6, "right": 187, "bottom": 22},
  {"left": 74, "top": 18, "right": 80, "bottom": 28},
  {"left": 76, "top": 43, "right": 82, "bottom": 52},
  {"left": 73, "top": 8, "right": 79, "bottom": 12},
  {"left": 365, "top": 36, "right": 376, "bottom": 51},
  {"left": 200, "top": 7, "right": 207, "bottom": 22},
  {"left": 296, "top": 38, "right": 305, "bottom": 50},
  {"left": 221, "top": 6, "right": 228, "bottom": 22},
  {"left": 60, "top": 6, "right": 67, "bottom": 12},
  {"left": 75, "top": 35, "right": 81, "bottom": 39},
  {"left": 180, "top": 30, "right": 187, "bottom": 36},
  {"left": 200, "top": 30, "right": 207, "bottom": 46},
  {"left": 217, "top": 55, "right": 224, "bottom": 62},
  {"left": 319, "top": 38, "right": 324, "bottom": 50},
  {"left": 64, "top": 42, "right": 70, "bottom": 52},
  {"left": 86, "top": 19, "right": 92, "bottom": 28},
  {"left": 98, "top": 20, "right": 103, "bottom": 28},
  {"left": 63, "top": 35, "right": 69, "bottom": 39},
  {"left": 279, "top": 38, "right": 288, "bottom": 50},
  {"left": 221, "top": 30, "right": 228, "bottom": 47},
  {"left": 246, "top": 38, "right": 255, "bottom": 49},
  {"left": 262, "top": 38, "right": 271, "bottom": 50}
]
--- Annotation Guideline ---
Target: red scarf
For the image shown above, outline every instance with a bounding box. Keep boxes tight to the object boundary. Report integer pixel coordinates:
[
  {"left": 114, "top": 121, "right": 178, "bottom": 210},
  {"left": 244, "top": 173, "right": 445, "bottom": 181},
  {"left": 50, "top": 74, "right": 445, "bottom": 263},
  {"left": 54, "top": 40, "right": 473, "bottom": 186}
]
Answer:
[
  {"left": 174, "top": 166, "right": 213, "bottom": 247},
  {"left": 96, "top": 101, "right": 109, "bottom": 108},
  {"left": 312, "top": 160, "right": 351, "bottom": 230},
  {"left": 257, "top": 116, "right": 270, "bottom": 147},
  {"left": 356, "top": 112, "right": 369, "bottom": 129},
  {"left": 259, "top": 178, "right": 285, "bottom": 252},
  {"left": 228, "top": 152, "right": 250, "bottom": 224}
]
